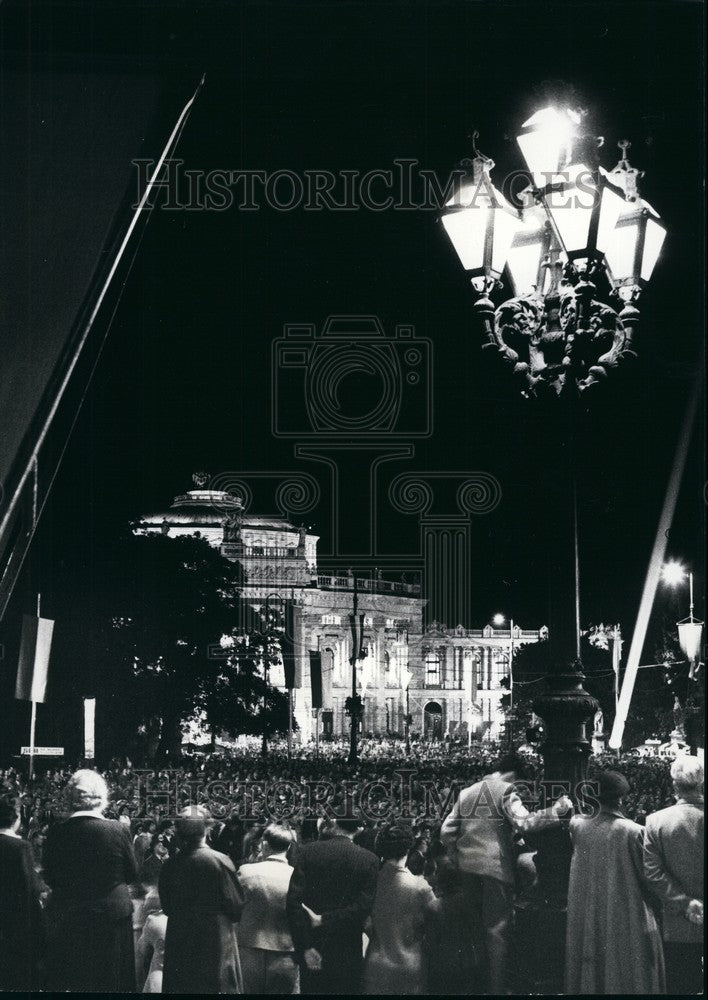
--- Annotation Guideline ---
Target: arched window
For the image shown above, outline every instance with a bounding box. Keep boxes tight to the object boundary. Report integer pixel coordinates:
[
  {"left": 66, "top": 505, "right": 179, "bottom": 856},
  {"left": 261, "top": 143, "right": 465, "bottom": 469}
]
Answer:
[{"left": 425, "top": 652, "right": 440, "bottom": 686}]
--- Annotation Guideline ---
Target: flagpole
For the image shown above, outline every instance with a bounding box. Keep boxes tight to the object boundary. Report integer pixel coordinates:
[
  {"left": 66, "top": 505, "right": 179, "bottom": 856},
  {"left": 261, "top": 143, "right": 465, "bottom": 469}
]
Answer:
[{"left": 28, "top": 593, "right": 41, "bottom": 780}]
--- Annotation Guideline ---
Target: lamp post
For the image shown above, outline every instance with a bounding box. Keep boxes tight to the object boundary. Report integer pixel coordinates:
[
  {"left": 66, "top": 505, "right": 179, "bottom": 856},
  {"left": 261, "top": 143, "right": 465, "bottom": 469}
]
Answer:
[
  {"left": 494, "top": 613, "right": 515, "bottom": 745},
  {"left": 661, "top": 561, "right": 704, "bottom": 754},
  {"left": 440, "top": 106, "right": 666, "bottom": 788},
  {"left": 438, "top": 106, "right": 666, "bottom": 974},
  {"left": 346, "top": 576, "right": 365, "bottom": 765}
]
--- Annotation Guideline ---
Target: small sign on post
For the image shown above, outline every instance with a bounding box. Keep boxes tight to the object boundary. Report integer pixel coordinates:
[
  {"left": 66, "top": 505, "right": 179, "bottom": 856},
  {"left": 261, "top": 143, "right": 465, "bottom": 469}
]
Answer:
[{"left": 21, "top": 746, "right": 64, "bottom": 756}]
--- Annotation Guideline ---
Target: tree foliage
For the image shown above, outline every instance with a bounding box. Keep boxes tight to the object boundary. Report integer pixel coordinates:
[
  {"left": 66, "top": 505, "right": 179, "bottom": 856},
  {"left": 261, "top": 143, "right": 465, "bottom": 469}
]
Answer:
[{"left": 55, "top": 530, "right": 290, "bottom": 761}]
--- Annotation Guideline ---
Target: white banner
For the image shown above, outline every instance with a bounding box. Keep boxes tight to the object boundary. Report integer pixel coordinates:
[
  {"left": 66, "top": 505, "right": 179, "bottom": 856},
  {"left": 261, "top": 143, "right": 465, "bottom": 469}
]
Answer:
[
  {"left": 84, "top": 697, "right": 96, "bottom": 759},
  {"left": 678, "top": 621, "right": 703, "bottom": 665},
  {"left": 321, "top": 649, "right": 334, "bottom": 709},
  {"left": 15, "top": 614, "right": 55, "bottom": 703}
]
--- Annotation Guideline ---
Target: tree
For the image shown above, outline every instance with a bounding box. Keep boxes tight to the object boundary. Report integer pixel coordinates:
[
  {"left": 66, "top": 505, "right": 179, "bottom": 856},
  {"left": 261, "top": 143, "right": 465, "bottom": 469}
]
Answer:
[
  {"left": 204, "top": 601, "right": 292, "bottom": 748},
  {"left": 55, "top": 530, "right": 289, "bottom": 761}
]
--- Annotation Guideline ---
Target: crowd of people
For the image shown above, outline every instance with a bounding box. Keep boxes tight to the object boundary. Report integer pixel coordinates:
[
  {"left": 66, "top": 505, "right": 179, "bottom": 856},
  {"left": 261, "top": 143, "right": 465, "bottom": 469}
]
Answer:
[{"left": 0, "top": 741, "right": 703, "bottom": 994}]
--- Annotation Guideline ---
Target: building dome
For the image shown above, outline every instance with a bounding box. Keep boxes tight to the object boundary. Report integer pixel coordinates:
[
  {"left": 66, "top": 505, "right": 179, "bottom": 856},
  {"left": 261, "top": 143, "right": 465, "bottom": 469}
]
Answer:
[{"left": 135, "top": 489, "right": 243, "bottom": 529}]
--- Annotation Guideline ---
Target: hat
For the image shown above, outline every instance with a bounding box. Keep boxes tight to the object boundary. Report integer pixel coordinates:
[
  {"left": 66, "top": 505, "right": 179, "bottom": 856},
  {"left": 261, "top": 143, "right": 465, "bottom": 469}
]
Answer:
[{"left": 597, "top": 770, "right": 630, "bottom": 803}]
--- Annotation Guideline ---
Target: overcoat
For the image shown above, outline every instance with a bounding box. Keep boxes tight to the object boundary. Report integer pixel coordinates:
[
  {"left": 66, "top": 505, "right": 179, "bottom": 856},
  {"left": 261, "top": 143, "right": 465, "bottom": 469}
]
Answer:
[
  {"left": 43, "top": 814, "right": 137, "bottom": 992},
  {"left": 159, "top": 844, "right": 244, "bottom": 994},
  {"left": 565, "top": 808, "right": 665, "bottom": 995},
  {"left": 363, "top": 861, "right": 435, "bottom": 995}
]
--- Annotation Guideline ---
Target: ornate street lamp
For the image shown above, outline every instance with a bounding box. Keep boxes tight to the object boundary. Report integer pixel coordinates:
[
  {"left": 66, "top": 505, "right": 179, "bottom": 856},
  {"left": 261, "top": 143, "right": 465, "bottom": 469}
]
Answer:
[
  {"left": 441, "top": 108, "right": 667, "bottom": 395},
  {"left": 440, "top": 104, "right": 667, "bottom": 808},
  {"left": 661, "top": 562, "right": 704, "bottom": 754}
]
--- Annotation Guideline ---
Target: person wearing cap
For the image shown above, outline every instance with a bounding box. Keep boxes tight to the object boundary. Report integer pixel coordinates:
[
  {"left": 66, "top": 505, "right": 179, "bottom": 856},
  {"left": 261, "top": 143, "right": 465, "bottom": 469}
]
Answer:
[
  {"left": 42, "top": 768, "right": 137, "bottom": 992},
  {"left": 565, "top": 769, "right": 665, "bottom": 994},
  {"left": 159, "top": 806, "right": 244, "bottom": 993},
  {"left": 644, "top": 755, "right": 704, "bottom": 994}
]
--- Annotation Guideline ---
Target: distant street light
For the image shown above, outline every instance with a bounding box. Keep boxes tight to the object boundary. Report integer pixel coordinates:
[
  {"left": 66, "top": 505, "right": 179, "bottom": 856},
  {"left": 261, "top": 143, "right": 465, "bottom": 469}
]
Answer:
[
  {"left": 662, "top": 560, "right": 703, "bottom": 677},
  {"left": 661, "top": 561, "right": 694, "bottom": 611},
  {"left": 494, "top": 614, "right": 515, "bottom": 745}
]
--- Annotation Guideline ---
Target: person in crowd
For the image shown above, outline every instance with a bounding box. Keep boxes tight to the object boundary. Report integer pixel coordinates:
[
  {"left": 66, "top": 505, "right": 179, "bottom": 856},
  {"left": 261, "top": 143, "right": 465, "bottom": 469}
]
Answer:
[
  {"left": 286, "top": 814, "right": 378, "bottom": 995},
  {"left": 157, "top": 817, "right": 176, "bottom": 854},
  {"left": 241, "top": 821, "right": 266, "bottom": 864},
  {"left": 117, "top": 803, "right": 133, "bottom": 827},
  {"left": 133, "top": 819, "right": 157, "bottom": 868},
  {"left": 237, "top": 821, "right": 300, "bottom": 994},
  {"left": 139, "top": 831, "right": 171, "bottom": 886},
  {"left": 42, "top": 768, "right": 137, "bottom": 992},
  {"left": 363, "top": 822, "right": 435, "bottom": 995},
  {"left": 565, "top": 770, "right": 665, "bottom": 994},
  {"left": 0, "top": 795, "right": 45, "bottom": 991},
  {"left": 406, "top": 820, "right": 432, "bottom": 876},
  {"left": 159, "top": 806, "right": 244, "bottom": 993},
  {"left": 214, "top": 812, "right": 245, "bottom": 863},
  {"left": 644, "top": 755, "right": 704, "bottom": 994},
  {"left": 135, "top": 886, "right": 168, "bottom": 993},
  {"left": 440, "top": 751, "right": 571, "bottom": 994},
  {"left": 425, "top": 856, "right": 484, "bottom": 995}
]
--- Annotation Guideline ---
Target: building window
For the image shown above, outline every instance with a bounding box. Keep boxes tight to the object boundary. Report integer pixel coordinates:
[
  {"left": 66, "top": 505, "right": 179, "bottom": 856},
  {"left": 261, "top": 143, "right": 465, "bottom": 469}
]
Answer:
[
  {"left": 491, "top": 652, "right": 509, "bottom": 687},
  {"left": 363, "top": 615, "right": 374, "bottom": 627},
  {"left": 321, "top": 614, "right": 341, "bottom": 626},
  {"left": 453, "top": 648, "right": 463, "bottom": 689},
  {"left": 425, "top": 652, "right": 440, "bottom": 686}
]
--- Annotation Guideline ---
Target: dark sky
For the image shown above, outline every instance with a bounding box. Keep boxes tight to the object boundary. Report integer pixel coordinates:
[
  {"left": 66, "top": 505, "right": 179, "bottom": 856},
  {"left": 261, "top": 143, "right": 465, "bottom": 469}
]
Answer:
[{"left": 1, "top": 1, "right": 704, "bottom": 742}]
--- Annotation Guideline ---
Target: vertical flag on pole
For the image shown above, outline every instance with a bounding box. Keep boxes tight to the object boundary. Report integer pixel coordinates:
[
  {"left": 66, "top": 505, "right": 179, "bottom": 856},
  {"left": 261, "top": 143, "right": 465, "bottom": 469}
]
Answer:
[
  {"left": 321, "top": 648, "right": 334, "bottom": 709},
  {"left": 15, "top": 614, "right": 54, "bottom": 703},
  {"left": 309, "top": 651, "right": 323, "bottom": 709},
  {"left": 282, "top": 600, "right": 299, "bottom": 688},
  {"left": 84, "top": 698, "right": 96, "bottom": 760}
]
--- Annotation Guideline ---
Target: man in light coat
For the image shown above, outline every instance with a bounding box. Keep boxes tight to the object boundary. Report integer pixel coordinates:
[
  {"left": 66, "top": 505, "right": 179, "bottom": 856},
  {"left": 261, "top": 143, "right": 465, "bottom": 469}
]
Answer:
[
  {"left": 644, "top": 755, "right": 704, "bottom": 994},
  {"left": 566, "top": 770, "right": 665, "bottom": 994},
  {"left": 440, "top": 751, "right": 570, "bottom": 994},
  {"left": 237, "top": 822, "right": 300, "bottom": 994}
]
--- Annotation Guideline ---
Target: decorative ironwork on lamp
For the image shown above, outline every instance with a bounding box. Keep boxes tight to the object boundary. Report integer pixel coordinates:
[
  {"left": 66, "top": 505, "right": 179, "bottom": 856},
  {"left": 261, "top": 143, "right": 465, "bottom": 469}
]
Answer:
[{"left": 441, "top": 109, "right": 667, "bottom": 396}]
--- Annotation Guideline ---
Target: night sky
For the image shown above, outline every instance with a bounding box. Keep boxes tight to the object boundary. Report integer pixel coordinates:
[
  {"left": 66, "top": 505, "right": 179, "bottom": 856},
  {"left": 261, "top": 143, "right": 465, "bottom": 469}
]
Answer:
[{"left": 1, "top": 1, "right": 704, "bottom": 750}]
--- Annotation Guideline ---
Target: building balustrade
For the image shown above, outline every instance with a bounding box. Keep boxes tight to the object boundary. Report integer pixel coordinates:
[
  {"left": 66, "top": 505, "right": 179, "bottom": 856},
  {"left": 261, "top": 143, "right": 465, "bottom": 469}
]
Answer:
[
  {"left": 242, "top": 546, "right": 298, "bottom": 558},
  {"left": 316, "top": 575, "right": 421, "bottom": 595}
]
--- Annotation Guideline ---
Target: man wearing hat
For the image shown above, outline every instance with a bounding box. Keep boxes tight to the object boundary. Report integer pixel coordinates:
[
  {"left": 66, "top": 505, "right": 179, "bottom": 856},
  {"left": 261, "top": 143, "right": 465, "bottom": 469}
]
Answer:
[
  {"left": 565, "top": 770, "right": 665, "bottom": 994},
  {"left": 644, "top": 756, "right": 704, "bottom": 994},
  {"left": 159, "top": 806, "right": 244, "bottom": 993}
]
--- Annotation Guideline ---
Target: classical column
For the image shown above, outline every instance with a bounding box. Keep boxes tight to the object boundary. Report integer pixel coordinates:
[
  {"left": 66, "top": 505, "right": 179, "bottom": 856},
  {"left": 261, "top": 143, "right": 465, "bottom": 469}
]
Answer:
[{"left": 422, "top": 521, "right": 470, "bottom": 628}]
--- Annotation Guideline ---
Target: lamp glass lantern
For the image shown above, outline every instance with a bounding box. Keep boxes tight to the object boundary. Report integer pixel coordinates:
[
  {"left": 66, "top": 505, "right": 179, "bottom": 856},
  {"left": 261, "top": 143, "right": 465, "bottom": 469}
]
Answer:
[
  {"left": 516, "top": 106, "right": 582, "bottom": 188},
  {"left": 506, "top": 188, "right": 566, "bottom": 297},
  {"left": 540, "top": 163, "right": 627, "bottom": 266},
  {"left": 441, "top": 155, "right": 522, "bottom": 292},
  {"left": 605, "top": 198, "right": 666, "bottom": 296}
]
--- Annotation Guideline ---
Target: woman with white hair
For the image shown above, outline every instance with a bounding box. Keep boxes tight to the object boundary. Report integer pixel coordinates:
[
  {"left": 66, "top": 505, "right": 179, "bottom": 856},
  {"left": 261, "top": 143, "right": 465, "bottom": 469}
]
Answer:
[{"left": 43, "top": 768, "right": 138, "bottom": 992}]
